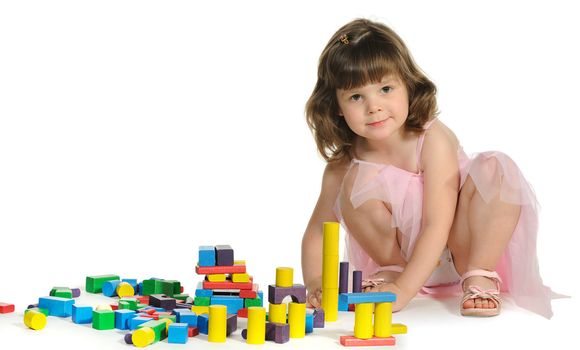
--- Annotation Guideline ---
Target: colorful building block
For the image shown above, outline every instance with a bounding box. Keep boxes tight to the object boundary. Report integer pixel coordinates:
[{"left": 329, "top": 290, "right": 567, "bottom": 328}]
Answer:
[
  {"left": 199, "top": 246, "right": 216, "bottom": 267},
  {"left": 322, "top": 222, "right": 339, "bottom": 322},
  {"left": 268, "top": 284, "right": 307, "bottom": 304},
  {"left": 23, "top": 310, "right": 47, "bottom": 330},
  {"left": 102, "top": 280, "right": 121, "bottom": 297},
  {"left": 0, "top": 302, "right": 15, "bottom": 314},
  {"left": 116, "top": 282, "right": 135, "bottom": 298},
  {"left": 215, "top": 245, "right": 234, "bottom": 266},
  {"left": 178, "top": 312, "right": 198, "bottom": 327},
  {"left": 244, "top": 297, "right": 262, "bottom": 308},
  {"left": 72, "top": 304, "right": 93, "bottom": 324},
  {"left": 354, "top": 303, "right": 373, "bottom": 339},
  {"left": 115, "top": 309, "right": 136, "bottom": 330},
  {"left": 246, "top": 307, "right": 265, "bottom": 344},
  {"left": 203, "top": 280, "right": 253, "bottom": 290},
  {"left": 288, "top": 302, "right": 306, "bottom": 338},
  {"left": 208, "top": 305, "right": 227, "bottom": 342},
  {"left": 339, "top": 292, "right": 396, "bottom": 305},
  {"left": 86, "top": 274, "right": 120, "bottom": 293},
  {"left": 265, "top": 322, "right": 290, "bottom": 344},
  {"left": 275, "top": 267, "right": 294, "bottom": 287},
  {"left": 268, "top": 302, "right": 287, "bottom": 324},
  {"left": 239, "top": 284, "right": 259, "bottom": 299},
  {"left": 188, "top": 326, "right": 199, "bottom": 337},
  {"left": 92, "top": 310, "right": 115, "bottom": 330},
  {"left": 197, "top": 314, "right": 209, "bottom": 334},
  {"left": 352, "top": 271, "right": 362, "bottom": 293},
  {"left": 232, "top": 273, "right": 250, "bottom": 283},
  {"left": 194, "top": 296, "right": 211, "bottom": 306},
  {"left": 210, "top": 295, "right": 244, "bottom": 314},
  {"left": 138, "top": 319, "right": 167, "bottom": 342},
  {"left": 130, "top": 316, "right": 152, "bottom": 330},
  {"left": 305, "top": 313, "right": 313, "bottom": 333},
  {"left": 196, "top": 264, "right": 246, "bottom": 275},
  {"left": 340, "top": 262, "right": 349, "bottom": 293},
  {"left": 313, "top": 308, "right": 325, "bottom": 328},
  {"left": 50, "top": 287, "right": 73, "bottom": 299},
  {"left": 168, "top": 323, "right": 188, "bottom": 344},
  {"left": 339, "top": 335, "right": 396, "bottom": 346},
  {"left": 38, "top": 296, "right": 75, "bottom": 317},
  {"left": 132, "top": 327, "right": 155, "bottom": 347},
  {"left": 374, "top": 302, "right": 392, "bottom": 337},
  {"left": 149, "top": 294, "right": 177, "bottom": 310},
  {"left": 191, "top": 305, "right": 209, "bottom": 315},
  {"left": 392, "top": 323, "right": 407, "bottom": 334},
  {"left": 207, "top": 274, "right": 227, "bottom": 282},
  {"left": 195, "top": 288, "right": 213, "bottom": 297}
]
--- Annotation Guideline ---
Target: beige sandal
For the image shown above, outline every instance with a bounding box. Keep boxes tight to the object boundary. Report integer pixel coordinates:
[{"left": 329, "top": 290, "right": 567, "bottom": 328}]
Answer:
[{"left": 460, "top": 269, "right": 502, "bottom": 317}]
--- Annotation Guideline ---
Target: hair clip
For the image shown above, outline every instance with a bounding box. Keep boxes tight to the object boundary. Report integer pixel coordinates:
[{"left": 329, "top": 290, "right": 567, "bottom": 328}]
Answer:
[{"left": 339, "top": 34, "right": 349, "bottom": 45}]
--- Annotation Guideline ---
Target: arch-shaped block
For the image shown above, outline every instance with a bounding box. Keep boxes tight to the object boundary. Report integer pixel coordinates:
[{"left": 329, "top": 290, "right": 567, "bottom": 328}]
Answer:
[{"left": 267, "top": 285, "right": 306, "bottom": 304}]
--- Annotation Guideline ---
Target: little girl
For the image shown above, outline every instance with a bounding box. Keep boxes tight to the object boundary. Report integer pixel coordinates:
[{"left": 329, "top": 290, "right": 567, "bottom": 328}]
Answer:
[{"left": 301, "top": 18, "right": 556, "bottom": 318}]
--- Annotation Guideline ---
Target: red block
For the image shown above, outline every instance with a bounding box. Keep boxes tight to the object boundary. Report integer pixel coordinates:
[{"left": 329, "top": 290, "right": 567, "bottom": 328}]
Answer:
[
  {"left": 196, "top": 264, "right": 247, "bottom": 275},
  {"left": 188, "top": 327, "right": 199, "bottom": 337},
  {"left": 340, "top": 336, "right": 396, "bottom": 347},
  {"left": 348, "top": 304, "right": 355, "bottom": 312},
  {"left": 237, "top": 308, "right": 248, "bottom": 318},
  {"left": 135, "top": 296, "right": 149, "bottom": 304},
  {"left": 240, "top": 284, "right": 259, "bottom": 299},
  {"left": 0, "top": 303, "right": 15, "bottom": 314},
  {"left": 203, "top": 281, "right": 253, "bottom": 290},
  {"left": 110, "top": 304, "right": 118, "bottom": 310}
]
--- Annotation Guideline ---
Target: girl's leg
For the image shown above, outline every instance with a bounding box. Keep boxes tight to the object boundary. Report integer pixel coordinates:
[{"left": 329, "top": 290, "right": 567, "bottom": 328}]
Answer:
[
  {"left": 448, "top": 156, "right": 521, "bottom": 310},
  {"left": 339, "top": 165, "right": 406, "bottom": 271}
]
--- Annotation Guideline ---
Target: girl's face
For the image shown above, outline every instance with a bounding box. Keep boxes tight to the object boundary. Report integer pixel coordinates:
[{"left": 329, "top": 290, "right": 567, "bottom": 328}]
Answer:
[{"left": 336, "top": 75, "right": 409, "bottom": 142}]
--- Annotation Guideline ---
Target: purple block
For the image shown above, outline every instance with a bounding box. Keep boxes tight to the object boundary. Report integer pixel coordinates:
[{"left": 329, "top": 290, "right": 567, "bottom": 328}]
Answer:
[
  {"left": 124, "top": 333, "right": 133, "bottom": 344},
  {"left": 267, "top": 284, "right": 306, "bottom": 304},
  {"left": 226, "top": 314, "right": 237, "bottom": 336},
  {"left": 339, "top": 262, "right": 349, "bottom": 294},
  {"left": 215, "top": 245, "right": 234, "bottom": 266},
  {"left": 71, "top": 288, "right": 81, "bottom": 298},
  {"left": 313, "top": 308, "right": 325, "bottom": 328},
  {"left": 352, "top": 270, "right": 362, "bottom": 293},
  {"left": 149, "top": 294, "right": 176, "bottom": 310},
  {"left": 266, "top": 322, "right": 289, "bottom": 344}
]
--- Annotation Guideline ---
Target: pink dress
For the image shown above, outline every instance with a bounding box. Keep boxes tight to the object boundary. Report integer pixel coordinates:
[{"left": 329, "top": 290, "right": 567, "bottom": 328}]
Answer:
[{"left": 334, "top": 119, "right": 558, "bottom": 318}]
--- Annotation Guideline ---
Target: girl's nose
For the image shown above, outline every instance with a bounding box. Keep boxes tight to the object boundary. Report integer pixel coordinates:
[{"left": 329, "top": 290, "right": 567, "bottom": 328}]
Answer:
[{"left": 368, "top": 103, "right": 383, "bottom": 114}]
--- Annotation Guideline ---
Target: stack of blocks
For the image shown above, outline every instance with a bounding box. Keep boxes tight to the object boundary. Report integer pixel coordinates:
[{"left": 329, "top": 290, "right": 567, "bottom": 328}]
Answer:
[{"left": 321, "top": 222, "right": 339, "bottom": 322}]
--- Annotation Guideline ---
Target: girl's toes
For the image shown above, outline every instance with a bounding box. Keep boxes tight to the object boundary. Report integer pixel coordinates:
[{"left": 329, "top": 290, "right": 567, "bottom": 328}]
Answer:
[
  {"left": 481, "top": 299, "right": 489, "bottom": 309},
  {"left": 474, "top": 298, "right": 483, "bottom": 308},
  {"left": 463, "top": 299, "right": 475, "bottom": 309}
]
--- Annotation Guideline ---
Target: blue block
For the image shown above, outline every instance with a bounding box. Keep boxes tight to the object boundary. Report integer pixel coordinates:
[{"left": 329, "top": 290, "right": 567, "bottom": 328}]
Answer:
[
  {"left": 168, "top": 323, "right": 188, "bottom": 344},
  {"left": 210, "top": 296, "right": 244, "bottom": 314},
  {"left": 258, "top": 291, "right": 263, "bottom": 300},
  {"left": 72, "top": 304, "right": 93, "bottom": 324},
  {"left": 198, "top": 246, "right": 216, "bottom": 267},
  {"left": 102, "top": 280, "right": 122, "bottom": 297},
  {"left": 129, "top": 316, "right": 151, "bottom": 330},
  {"left": 195, "top": 288, "right": 213, "bottom": 297},
  {"left": 338, "top": 296, "right": 349, "bottom": 311},
  {"left": 137, "top": 282, "right": 143, "bottom": 295},
  {"left": 305, "top": 313, "right": 313, "bottom": 333},
  {"left": 339, "top": 292, "right": 396, "bottom": 305},
  {"left": 173, "top": 309, "right": 198, "bottom": 327},
  {"left": 115, "top": 309, "right": 136, "bottom": 330},
  {"left": 39, "top": 296, "right": 75, "bottom": 317},
  {"left": 197, "top": 314, "right": 209, "bottom": 334},
  {"left": 122, "top": 279, "right": 138, "bottom": 289}
]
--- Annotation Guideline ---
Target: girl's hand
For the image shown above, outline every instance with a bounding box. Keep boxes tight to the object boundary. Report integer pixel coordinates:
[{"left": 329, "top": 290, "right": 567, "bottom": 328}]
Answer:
[
  {"left": 306, "top": 287, "right": 323, "bottom": 309},
  {"left": 364, "top": 282, "right": 411, "bottom": 312}
]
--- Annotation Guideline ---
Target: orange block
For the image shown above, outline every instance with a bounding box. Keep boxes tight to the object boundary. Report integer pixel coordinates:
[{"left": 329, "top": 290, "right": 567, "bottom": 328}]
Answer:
[{"left": 339, "top": 335, "right": 396, "bottom": 347}]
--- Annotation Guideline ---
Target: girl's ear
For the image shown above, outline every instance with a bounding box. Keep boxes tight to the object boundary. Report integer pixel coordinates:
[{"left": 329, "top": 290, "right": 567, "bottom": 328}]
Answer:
[{"left": 337, "top": 109, "right": 344, "bottom": 117}]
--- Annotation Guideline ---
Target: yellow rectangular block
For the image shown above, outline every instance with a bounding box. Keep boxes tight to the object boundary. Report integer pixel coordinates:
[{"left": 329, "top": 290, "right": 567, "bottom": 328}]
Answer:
[
  {"left": 207, "top": 274, "right": 226, "bottom": 282},
  {"left": 191, "top": 305, "right": 209, "bottom": 315},
  {"left": 321, "top": 287, "right": 338, "bottom": 322},
  {"left": 232, "top": 273, "right": 250, "bottom": 283},
  {"left": 234, "top": 260, "right": 246, "bottom": 266},
  {"left": 392, "top": 323, "right": 407, "bottom": 334}
]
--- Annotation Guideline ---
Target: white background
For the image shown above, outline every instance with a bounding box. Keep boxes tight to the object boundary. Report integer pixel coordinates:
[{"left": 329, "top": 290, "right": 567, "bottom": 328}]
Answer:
[{"left": 0, "top": 1, "right": 578, "bottom": 349}]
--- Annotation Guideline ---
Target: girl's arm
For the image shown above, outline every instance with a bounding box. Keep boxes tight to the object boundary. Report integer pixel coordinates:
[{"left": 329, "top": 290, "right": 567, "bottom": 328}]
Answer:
[
  {"left": 395, "top": 125, "right": 460, "bottom": 301},
  {"left": 302, "top": 160, "right": 348, "bottom": 307}
]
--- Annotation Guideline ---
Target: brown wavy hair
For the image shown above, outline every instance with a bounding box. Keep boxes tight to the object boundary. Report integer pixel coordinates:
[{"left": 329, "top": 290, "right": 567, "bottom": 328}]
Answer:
[{"left": 305, "top": 19, "right": 438, "bottom": 163}]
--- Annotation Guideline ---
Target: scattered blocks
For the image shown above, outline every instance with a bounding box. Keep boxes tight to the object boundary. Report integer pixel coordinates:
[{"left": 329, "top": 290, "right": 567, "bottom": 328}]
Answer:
[
  {"left": 72, "top": 304, "right": 93, "bottom": 324},
  {"left": 102, "top": 280, "right": 121, "bottom": 297},
  {"left": 168, "top": 323, "right": 188, "bottom": 344},
  {"left": 0, "top": 302, "right": 15, "bottom": 314},
  {"left": 24, "top": 309, "right": 47, "bottom": 330},
  {"left": 115, "top": 309, "right": 136, "bottom": 330},
  {"left": 38, "top": 296, "right": 75, "bottom": 317},
  {"left": 92, "top": 310, "right": 115, "bottom": 330},
  {"left": 86, "top": 274, "right": 120, "bottom": 294}
]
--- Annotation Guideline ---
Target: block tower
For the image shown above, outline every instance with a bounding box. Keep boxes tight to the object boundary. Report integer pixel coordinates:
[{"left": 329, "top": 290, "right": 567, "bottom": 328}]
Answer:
[{"left": 321, "top": 221, "right": 339, "bottom": 322}]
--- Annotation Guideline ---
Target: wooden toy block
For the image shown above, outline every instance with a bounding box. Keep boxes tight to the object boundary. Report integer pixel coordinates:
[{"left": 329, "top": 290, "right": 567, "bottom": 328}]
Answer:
[
  {"left": 196, "top": 264, "right": 246, "bottom": 275},
  {"left": 306, "top": 313, "right": 313, "bottom": 333},
  {"left": 374, "top": 302, "right": 392, "bottom": 337},
  {"left": 265, "top": 322, "right": 290, "bottom": 344},
  {"left": 199, "top": 245, "right": 216, "bottom": 267},
  {"left": 313, "top": 308, "right": 325, "bottom": 328},
  {"left": 244, "top": 297, "right": 263, "bottom": 308},
  {"left": 338, "top": 295, "right": 349, "bottom": 311},
  {"left": 340, "top": 292, "right": 396, "bottom": 305},
  {"left": 23, "top": 310, "right": 47, "bottom": 330},
  {"left": 71, "top": 288, "right": 81, "bottom": 298},
  {"left": 119, "top": 298, "right": 139, "bottom": 310},
  {"left": 191, "top": 305, "right": 209, "bottom": 315},
  {"left": 194, "top": 296, "right": 211, "bottom": 306},
  {"left": 203, "top": 280, "right": 253, "bottom": 290},
  {"left": 246, "top": 307, "right": 266, "bottom": 344},
  {"left": 215, "top": 245, "right": 234, "bottom": 266},
  {"left": 237, "top": 308, "right": 248, "bottom": 318},
  {"left": 275, "top": 267, "right": 294, "bottom": 287},
  {"left": 168, "top": 323, "right": 188, "bottom": 344},
  {"left": 124, "top": 333, "right": 133, "bottom": 344},
  {"left": 86, "top": 274, "right": 120, "bottom": 293},
  {"left": 267, "top": 284, "right": 307, "bottom": 304},
  {"left": 0, "top": 302, "right": 15, "bottom": 314},
  {"left": 116, "top": 282, "right": 135, "bottom": 298},
  {"left": 149, "top": 294, "right": 177, "bottom": 310},
  {"left": 102, "top": 280, "right": 121, "bottom": 297},
  {"left": 197, "top": 314, "right": 209, "bottom": 334},
  {"left": 207, "top": 274, "right": 227, "bottom": 282},
  {"left": 173, "top": 309, "right": 198, "bottom": 327},
  {"left": 208, "top": 305, "right": 227, "bottom": 342},
  {"left": 340, "top": 262, "right": 349, "bottom": 293},
  {"left": 268, "top": 302, "right": 287, "bottom": 324},
  {"left": 130, "top": 316, "right": 151, "bottom": 330},
  {"left": 227, "top": 313, "right": 237, "bottom": 336},
  {"left": 188, "top": 326, "right": 199, "bottom": 337},
  {"left": 161, "top": 280, "right": 181, "bottom": 297},
  {"left": 211, "top": 295, "right": 244, "bottom": 314},
  {"left": 92, "top": 310, "right": 115, "bottom": 330},
  {"left": 72, "top": 304, "right": 93, "bottom": 324},
  {"left": 322, "top": 222, "right": 339, "bottom": 322},
  {"left": 195, "top": 287, "right": 213, "bottom": 297},
  {"left": 141, "top": 279, "right": 158, "bottom": 296},
  {"left": 240, "top": 283, "right": 259, "bottom": 298},
  {"left": 232, "top": 273, "right": 250, "bottom": 283},
  {"left": 212, "top": 289, "right": 240, "bottom": 296},
  {"left": 323, "top": 254, "right": 339, "bottom": 288},
  {"left": 122, "top": 278, "right": 138, "bottom": 289},
  {"left": 322, "top": 287, "right": 338, "bottom": 321},
  {"left": 138, "top": 319, "right": 167, "bottom": 342},
  {"left": 173, "top": 293, "right": 189, "bottom": 301},
  {"left": 115, "top": 309, "right": 136, "bottom": 330},
  {"left": 26, "top": 307, "right": 48, "bottom": 316},
  {"left": 352, "top": 271, "right": 362, "bottom": 293},
  {"left": 340, "top": 335, "right": 396, "bottom": 346},
  {"left": 354, "top": 303, "right": 374, "bottom": 339},
  {"left": 288, "top": 302, "right": 306, "bottom": 338},
  {"left": 38, "top": 296, "right": 75, "bottom": 317},
  {"left": 392, "top": 323, "right": 407, "bottom": 334},
  {"left": 50, "top": 287, "right": 73, "bottom": 299},
  {"left": 132, "top": 326, "right": 155, "bottom": 347}
]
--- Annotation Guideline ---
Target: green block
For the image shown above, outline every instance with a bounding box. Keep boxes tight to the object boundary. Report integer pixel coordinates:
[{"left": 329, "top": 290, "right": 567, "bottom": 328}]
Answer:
[
  {"left": 86, "top": 274, "right": 120, "bottom": 294},
  {"left": 119, "top": 298, "right": 139, "bottom": 310},
  {"left": 194, "top": 296, "right": 210, "bottom": 306},
  {"left": 158, "top": 314, "right": 176, "bottom": 323},
  {"left": 173, "top": 293, "right": 189, "bottom": 301},
  {"left": 136, "top": 303, "right": 148, "bottom": 309},
  {"left": 142, "top": 279, "right": 160, "bottom": 296},
  {"left": 50, "top": 287, "right": 73, "bottom": 299},
  {"left": 244, "top": 297, "right": 263, "bottom": 308},
  {"left": 138, "top": 319, "right": 167, "bottom": 342},
  {"left": 92, "top": 310, "right": 115, "bottom": 330},
  {"left": 25, "top": 308, "right": 49, "bottom": 316},
  {"left": 161, "top": 280, "right": 181, "bottom": 297}
]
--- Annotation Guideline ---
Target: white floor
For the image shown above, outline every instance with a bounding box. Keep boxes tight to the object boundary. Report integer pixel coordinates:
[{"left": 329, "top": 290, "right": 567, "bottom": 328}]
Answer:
[{"left": 0, "top": 291, "right": 575, "bottom": 350}]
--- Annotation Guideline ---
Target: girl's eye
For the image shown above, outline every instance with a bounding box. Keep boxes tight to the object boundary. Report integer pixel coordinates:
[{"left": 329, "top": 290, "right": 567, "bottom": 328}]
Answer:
[
  {"left": 381, "top": 86, "right": 392, "bottom": 93},
  {"left": 350, "top": 94, "right": 362, "bottom": 101}
]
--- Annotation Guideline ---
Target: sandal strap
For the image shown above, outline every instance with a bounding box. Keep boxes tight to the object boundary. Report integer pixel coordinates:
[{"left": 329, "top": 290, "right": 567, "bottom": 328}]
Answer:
[
  {"left": 461, "top": 286, "right": 502, "bottom": 307},
  {"left": 460, "top": 269, "right": 502, "bottom": 291}
]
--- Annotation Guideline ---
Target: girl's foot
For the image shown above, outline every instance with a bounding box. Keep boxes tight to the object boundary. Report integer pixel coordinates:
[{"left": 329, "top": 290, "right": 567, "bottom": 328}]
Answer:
[
  {"left": 460, "top": 269, "right": 502, "bottom": 317},
  {"left": 462, "top": 275, "right": 499, "bottom": 309}
]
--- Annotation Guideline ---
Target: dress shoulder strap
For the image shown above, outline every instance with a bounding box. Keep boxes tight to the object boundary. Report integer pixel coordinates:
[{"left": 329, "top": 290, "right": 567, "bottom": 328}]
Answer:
[{"left": 415, "top": 117, "right": 438, "bottom": 171}]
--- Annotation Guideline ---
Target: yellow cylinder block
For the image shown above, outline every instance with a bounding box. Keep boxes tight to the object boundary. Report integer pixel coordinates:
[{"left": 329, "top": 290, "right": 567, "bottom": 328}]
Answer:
[
  {"left": 116, "top": 282, "right": 135, "bottom": 298},
  {"left": 322, "top": 254, "right": 339, "bottom": 288},
  {"left": 247, "top": 307, "right": 266, "bottom": 344},
  {"left": 275, "top": 267, "right": 294, "bottom": 287},
  {"left": 288, "top": 302, "right": 306, "bottom": 338},
  {"left": 354, "top": 303, "right": 374, "bottom": 339},
  {"left": 268, "top": 302, "right": 287, "bottom": 324},
  {"left": 208, "top": 305, "right": 227, "bottom": 343},
  {"left": 24, "top": 310, "right": 47, "bottom": 330},
  {"left": 132, "top": 327, "right": 155, "bottom": 348},
  {"left": 321, "top": 287, "right": 338, "bottom": 322},
  {"left": 374, "top": 302, "right": 393, "bottom": 338},
  {"left": 323, "top": 222, "right": 340, "bottom": 254}
]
